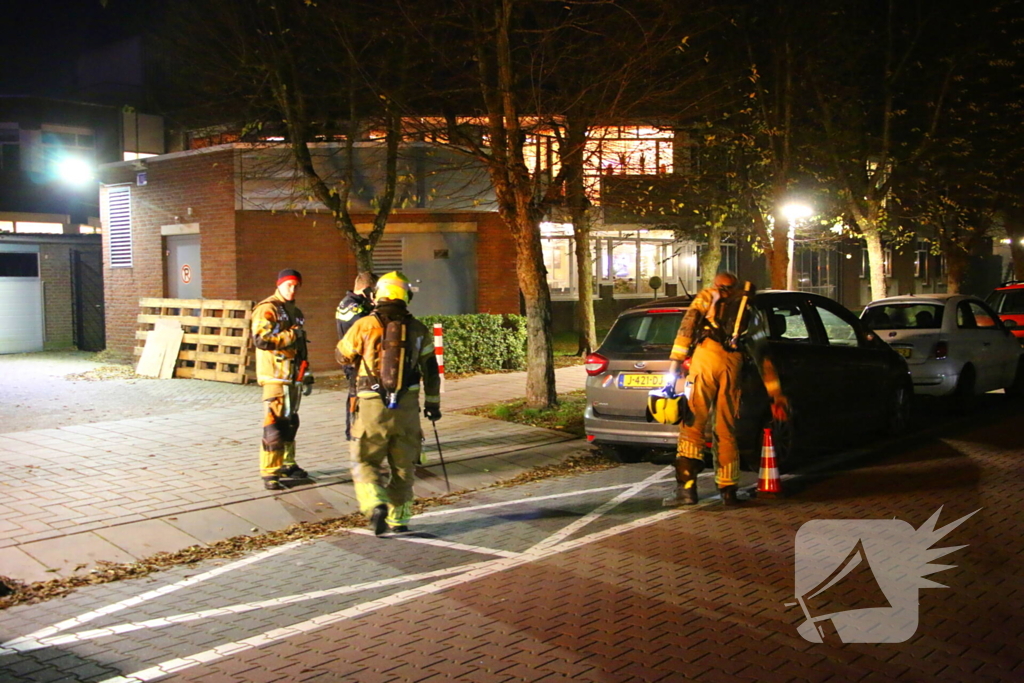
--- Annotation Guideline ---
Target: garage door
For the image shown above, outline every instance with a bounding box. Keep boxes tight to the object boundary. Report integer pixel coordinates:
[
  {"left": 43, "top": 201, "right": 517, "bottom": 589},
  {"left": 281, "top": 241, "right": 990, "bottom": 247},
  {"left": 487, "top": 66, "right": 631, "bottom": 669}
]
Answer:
[{"left": 0, "top": 248, "right": 43, "bottom": 354}]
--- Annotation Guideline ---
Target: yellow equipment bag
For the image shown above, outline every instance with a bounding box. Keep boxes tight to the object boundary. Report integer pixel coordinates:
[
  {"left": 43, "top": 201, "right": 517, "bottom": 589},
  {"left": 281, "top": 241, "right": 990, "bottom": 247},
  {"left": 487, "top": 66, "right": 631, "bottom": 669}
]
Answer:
[{"left": 646, "top": 387, "right": 685, "bottom": 425}]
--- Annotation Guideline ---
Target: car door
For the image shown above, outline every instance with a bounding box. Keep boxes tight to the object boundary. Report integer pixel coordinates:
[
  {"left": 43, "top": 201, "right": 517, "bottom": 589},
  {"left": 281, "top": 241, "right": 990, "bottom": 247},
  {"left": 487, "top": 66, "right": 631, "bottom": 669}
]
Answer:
[
  {"left": 807, "top": 296, "right": 892, "bottom": 429},
  {"left": 969, "top": 300, "right": 1021, "bottom": 389},
  {"left": 750, "top": 293, "right": 834, "bottom": 451},
  {"left": 955, "top": 301, "right": 993, "bottom": 391}
]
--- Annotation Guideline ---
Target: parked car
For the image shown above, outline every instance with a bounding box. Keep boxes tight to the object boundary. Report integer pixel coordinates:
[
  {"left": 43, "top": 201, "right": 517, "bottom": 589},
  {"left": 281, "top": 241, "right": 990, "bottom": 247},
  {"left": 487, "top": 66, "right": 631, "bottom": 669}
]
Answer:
[
  {"left": 860, "top": 294, "right": 1024, "bottom": 406},
  {"left": 583, "top": 291, "right": 913, "bottom": 470},
  {"left": 985, "top": 280, "right": 1024, "bottom": 344}
]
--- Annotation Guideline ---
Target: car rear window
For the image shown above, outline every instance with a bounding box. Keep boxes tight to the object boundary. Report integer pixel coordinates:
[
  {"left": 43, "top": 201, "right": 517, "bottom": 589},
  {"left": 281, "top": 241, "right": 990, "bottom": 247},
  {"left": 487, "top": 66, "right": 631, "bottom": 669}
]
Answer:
[
  {"left": 602, "top": 313, "right": 683, "bottom": 352},
  {"left": 862, "top": 303, "right": 944, "bottom": 329},
  {"left": 988, "top": 289, "right": 1024, "bottom": 315}
]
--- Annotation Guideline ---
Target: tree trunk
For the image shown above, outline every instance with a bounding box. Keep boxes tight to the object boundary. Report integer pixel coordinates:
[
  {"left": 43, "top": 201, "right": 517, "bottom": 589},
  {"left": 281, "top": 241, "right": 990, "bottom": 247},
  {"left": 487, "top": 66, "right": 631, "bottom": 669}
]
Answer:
[
  {"left": 573, "top": 222, "right": 597, "bottom": 355},
  {"left": 770, "top": 215, "right": 790, "bottom": 290},
  {"left": 946, "top": 247, "right": 968, "bottom": 294},
  {"left": 564, "top": 118, "right": 597, "bottom": 356},
  {"left": 510, "top": 212, "right": 557, "bottom": 408},
  {"left": 700, "top": 223, "right": 723, "bottom": 282},
  {"left": 862, "top": 228, "right": 887, "bottom": 301},
  {"left": 1005, "top": 206, "right": 1024, "bottom": 281}
]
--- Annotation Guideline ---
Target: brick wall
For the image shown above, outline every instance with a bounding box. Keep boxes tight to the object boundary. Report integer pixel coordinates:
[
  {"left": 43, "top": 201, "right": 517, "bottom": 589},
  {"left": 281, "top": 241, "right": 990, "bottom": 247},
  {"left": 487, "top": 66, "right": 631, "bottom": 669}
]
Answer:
[
  {"left": 100, "top": 148, "right": 236, "bottom": 355},
  {"left": 476, "top": 212, "right": 520, "bottom": 314},
  {"left": 236, "top": 211, "right": 359, "bottom": 371},
  {"left": 39, "top": 243, "right": 74, "bottom": 349}
]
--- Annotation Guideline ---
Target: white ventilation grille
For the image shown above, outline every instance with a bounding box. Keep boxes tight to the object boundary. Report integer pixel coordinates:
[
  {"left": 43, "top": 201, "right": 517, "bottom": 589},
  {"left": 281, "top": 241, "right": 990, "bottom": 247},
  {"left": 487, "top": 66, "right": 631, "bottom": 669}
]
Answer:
[
  {"left": 372, "top": 236, "right": 404, "bottom": 274},
  {"left": 104, "top": 185, "right": 133, "bottom": 268}
]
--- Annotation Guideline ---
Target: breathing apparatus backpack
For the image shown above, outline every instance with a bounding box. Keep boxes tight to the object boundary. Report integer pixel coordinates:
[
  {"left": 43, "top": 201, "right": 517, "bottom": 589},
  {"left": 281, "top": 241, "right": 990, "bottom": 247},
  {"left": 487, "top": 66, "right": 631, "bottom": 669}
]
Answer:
[
  {"left": 380, "top": 318, "right": 407, "bottom": 409},
  {"left": 699, "top": 281, "right": 754, "bottom": 351}
]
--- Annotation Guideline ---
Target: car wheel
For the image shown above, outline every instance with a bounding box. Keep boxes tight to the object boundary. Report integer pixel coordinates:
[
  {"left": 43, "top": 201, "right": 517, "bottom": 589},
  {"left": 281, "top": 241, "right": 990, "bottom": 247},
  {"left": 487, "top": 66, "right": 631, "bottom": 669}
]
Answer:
[
  {"left": 886, "top": 380, "right": 913, "bottom": 436},
  {"left": 1005, "top": 357, "right": 1024, "bottom": 398},
  {"left": 951, "top": 364, "right": 976, "bottom": 413},
  {"left": 596, "top": 444, "right": 647, "bottom": 463}
]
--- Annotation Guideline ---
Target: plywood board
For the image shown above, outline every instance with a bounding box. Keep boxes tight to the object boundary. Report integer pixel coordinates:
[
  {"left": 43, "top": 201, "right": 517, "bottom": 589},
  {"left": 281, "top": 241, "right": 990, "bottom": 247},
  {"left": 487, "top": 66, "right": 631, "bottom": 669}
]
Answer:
[{"left": 136, "top": 318, "right": 184, "bottom": 378}]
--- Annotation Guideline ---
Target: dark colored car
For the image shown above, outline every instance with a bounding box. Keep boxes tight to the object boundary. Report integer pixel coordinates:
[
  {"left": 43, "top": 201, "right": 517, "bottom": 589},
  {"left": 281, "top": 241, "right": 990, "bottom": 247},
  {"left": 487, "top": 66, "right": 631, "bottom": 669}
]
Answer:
[
  {"left": 583, "top": 291, "right": 913, "bottom": 470},
  {"left": 986, "top": 281, "right": 1024, "bottom": 344}
]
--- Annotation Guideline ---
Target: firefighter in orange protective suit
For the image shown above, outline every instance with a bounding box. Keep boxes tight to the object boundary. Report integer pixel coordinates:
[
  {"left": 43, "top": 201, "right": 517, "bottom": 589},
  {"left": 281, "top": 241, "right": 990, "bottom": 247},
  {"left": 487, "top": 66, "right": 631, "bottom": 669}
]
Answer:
[
  {"left": 664, "top": 272, "right": 789, "bottom": 506},
  {"left": 252, "top": 269, "right": 314, "bottom": 491},
  {"left": 336, "top": 272, "right": 442, "bottom": 536}
]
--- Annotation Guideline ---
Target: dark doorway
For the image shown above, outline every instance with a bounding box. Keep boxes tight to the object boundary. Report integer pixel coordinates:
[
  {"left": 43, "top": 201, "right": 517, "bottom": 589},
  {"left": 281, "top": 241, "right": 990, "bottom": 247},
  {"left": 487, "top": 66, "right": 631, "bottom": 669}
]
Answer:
[{"left": 73, "top": 250, "right": 105, "bottom": 351}]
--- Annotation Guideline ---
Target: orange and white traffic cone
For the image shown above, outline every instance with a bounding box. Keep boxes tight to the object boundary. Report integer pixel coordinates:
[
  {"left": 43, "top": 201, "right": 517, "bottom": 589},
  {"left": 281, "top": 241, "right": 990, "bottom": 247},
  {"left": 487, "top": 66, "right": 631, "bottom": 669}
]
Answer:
[{"left": 757, "top": 427, "right": 782, "bottom": 499}]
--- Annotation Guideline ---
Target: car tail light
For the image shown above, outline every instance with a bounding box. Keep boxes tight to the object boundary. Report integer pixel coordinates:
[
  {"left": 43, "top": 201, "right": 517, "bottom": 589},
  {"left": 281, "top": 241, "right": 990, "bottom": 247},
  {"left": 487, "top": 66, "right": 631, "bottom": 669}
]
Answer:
[
  {"left": 930, "top": 341, "right": 948, "bottom": 360},
  {"left": 584, "top": 353, "right": 609, "bottom": 376}
]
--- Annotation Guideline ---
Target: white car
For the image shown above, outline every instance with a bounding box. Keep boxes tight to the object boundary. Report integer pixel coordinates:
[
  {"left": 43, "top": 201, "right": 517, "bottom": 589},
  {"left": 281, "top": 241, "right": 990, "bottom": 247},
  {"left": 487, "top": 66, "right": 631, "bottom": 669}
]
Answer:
[{"left": 861, "top": 294, "right": 1024, "bottom": 404}]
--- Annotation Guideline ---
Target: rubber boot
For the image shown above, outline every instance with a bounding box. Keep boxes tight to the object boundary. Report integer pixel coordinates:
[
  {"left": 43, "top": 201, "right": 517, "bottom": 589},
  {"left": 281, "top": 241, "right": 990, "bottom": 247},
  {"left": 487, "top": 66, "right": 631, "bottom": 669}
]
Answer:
[
  {"left": 663, "top": 458, "right": 699, "bottom": 507},
  {"left": 719, "top": 485, "right": 744, "bottom": 506}
]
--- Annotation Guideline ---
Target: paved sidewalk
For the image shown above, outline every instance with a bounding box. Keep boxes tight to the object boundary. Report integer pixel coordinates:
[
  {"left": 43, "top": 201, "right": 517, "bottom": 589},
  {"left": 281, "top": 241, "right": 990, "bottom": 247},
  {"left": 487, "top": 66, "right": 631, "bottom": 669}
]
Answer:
[{"left": 0, "top": 364, "right": 588, "bottom": 584}]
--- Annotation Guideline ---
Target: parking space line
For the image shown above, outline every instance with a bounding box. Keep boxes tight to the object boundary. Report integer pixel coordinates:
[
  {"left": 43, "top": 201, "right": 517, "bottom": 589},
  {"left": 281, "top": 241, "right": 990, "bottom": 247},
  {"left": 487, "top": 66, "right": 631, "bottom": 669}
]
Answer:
[
  {"left": 525, "top": 466, "right": 672, "bottom": 554},
  {"left": 97, "top": 509, "right": 680, "bottom": 683},
  {"left": 415, "top": 476, "right": 676, "bottom": 519},
  {"left": 0, "top": 540, "right": 304, "bottom": 656},
  {"left": 15, "top": 563, "right": 483, "bottom": 652},
  {"left": 347, "top": 528, "right": 522, "bottom": 558}
]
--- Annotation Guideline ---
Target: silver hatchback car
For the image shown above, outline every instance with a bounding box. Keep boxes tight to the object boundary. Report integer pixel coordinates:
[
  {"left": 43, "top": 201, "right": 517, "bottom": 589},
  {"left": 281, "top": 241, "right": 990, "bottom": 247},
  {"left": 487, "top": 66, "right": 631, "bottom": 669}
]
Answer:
[{"left": 584, "top": 291, "right": 912, "bottom": 468}]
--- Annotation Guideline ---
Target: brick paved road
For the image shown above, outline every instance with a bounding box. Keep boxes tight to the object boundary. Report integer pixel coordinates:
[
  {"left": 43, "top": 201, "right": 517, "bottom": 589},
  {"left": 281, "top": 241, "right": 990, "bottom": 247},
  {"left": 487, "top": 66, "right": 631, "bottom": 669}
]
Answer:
[{"left": 1, "top": 398, "right": 1021, "bottom": 682}]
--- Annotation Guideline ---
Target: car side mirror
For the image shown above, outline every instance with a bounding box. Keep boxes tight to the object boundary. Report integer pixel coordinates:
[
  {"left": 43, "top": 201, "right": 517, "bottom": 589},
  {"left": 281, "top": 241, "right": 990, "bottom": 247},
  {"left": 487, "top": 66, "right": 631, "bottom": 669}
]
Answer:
[{"left": 1003, "top": 319, "right": 1018, "bottom": 329}]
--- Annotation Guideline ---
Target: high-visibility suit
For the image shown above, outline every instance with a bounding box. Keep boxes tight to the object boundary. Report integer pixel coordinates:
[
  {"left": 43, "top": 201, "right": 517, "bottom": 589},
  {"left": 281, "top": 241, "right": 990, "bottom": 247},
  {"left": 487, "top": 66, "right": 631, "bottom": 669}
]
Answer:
[
  {"left": 335, "top": 300, "right": 441, "bottom": 530},
  {"left": 252, "top": 291, "right": 308, "bottom": 485},
  {"left": 669, "top": 282, "right": 783, "bottom": 496}
]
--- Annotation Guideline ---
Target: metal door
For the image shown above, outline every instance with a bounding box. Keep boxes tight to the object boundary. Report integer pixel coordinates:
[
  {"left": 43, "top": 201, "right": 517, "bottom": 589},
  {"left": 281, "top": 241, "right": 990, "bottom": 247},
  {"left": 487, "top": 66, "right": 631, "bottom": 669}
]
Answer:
[
  {"left": 0, "top": 248, "right": 43, "bottom": 354},
  {"left": 166, "top": 234, "right": 202, "bottom": 299},
  {"left": 73, "top": 249, "right": 105, "bottom": 351}
]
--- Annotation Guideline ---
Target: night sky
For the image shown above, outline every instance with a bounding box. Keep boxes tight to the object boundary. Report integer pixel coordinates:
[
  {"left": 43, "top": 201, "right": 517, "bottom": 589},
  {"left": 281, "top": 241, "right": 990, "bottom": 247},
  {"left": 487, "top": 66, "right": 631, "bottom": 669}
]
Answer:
[{"left": 2, "top": 0, "right": 150, "bottom": 97}]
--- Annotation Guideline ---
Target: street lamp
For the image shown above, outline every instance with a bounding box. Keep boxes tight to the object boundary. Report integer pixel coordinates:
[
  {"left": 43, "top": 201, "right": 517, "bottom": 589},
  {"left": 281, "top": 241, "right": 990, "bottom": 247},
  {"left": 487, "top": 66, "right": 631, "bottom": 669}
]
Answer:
[
  {"left": 55, "top": 156, "right": 95, "bottom": 186},
  {"left": 780, "top": 202, "right": 813, "bottom": 290}
]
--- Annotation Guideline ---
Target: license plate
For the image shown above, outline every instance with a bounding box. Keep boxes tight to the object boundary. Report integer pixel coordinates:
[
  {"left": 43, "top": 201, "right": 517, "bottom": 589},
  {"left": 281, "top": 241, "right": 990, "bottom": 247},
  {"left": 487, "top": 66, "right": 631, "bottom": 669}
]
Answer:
[
  {"left": 619, "top": 373, "right": 664, "bottom": 389},
  {"left": 894, "top": 347, "right": 912, "bottom": 358}
]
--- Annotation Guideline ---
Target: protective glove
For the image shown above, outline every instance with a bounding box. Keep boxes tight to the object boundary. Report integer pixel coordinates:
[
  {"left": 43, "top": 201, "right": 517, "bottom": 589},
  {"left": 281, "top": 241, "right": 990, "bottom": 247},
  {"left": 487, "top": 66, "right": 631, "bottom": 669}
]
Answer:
[
  {"left": 424, "top": 403, "right": 442, "bottom": 422},
  {"left": 771, "top": 394, "right": 790, "bottom": 422},
  {"left": 302, "top": 373, "right": 315, "bottom": 396},
  {"left": 663, "top": 372, "right": 680, "bottom": 394}
]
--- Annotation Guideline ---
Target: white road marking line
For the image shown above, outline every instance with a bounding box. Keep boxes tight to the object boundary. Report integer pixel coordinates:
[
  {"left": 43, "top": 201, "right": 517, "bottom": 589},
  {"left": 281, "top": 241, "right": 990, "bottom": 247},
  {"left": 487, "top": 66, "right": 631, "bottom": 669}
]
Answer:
[
  {"left": 347, "top": 528, "right": 522, "bottom": 558},
  {"left": 415, "top": 476, "right": 676, "bottom": 519},
  {"left": 21, "top": 564, "right": 482, "bottom": 651},
  {"left": 97, "top": 510, "right": 680, "bottom": 683},
  {"left": 525, "top": 466, "right": 672, "bottom": 554},
  {"left": 0, "top": 541, "right": 304, "bottom": 656}
]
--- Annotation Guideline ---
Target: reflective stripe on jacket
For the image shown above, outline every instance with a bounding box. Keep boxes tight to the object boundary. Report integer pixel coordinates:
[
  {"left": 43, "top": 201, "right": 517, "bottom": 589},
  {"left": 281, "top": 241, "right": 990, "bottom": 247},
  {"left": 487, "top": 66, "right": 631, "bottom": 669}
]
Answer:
[{"left": 252, "top": 293, "right": 304, "bottom": 386}]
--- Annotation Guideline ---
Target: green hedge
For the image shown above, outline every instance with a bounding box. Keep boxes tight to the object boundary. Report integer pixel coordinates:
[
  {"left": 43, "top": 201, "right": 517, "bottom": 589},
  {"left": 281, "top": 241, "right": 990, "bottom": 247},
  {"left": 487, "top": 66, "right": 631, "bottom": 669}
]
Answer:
[{"left": 420, "top": 314, "right": 527, "bottom": 374}]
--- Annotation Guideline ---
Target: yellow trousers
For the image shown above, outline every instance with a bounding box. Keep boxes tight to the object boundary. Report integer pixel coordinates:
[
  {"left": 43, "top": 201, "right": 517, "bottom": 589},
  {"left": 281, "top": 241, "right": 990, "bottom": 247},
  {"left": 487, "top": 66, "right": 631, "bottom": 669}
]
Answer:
[
  {"left": 678, "top": 339, "right": 743, "bottom": 487},
  {"left": 259, "top": 384, "right": 300, "bottom": 478},
  {"left": 350, "top": 392, "right": 422, "bottom": 527}
]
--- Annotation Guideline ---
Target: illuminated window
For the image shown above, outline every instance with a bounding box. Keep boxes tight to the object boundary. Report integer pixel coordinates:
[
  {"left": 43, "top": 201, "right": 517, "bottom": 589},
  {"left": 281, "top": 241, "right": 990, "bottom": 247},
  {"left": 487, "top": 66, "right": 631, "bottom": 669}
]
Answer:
[
  {"left": 123, "top": 152, "right": 158, "bottom": 162},
  {"left": 0, "top": 221, "right": 12, "bottom": 233},
  {"left": 15, "top": 222, "right": 63, "bottom": 234},
  {"left": 914, "top": 239, "right": 930, "bottom": 280},
  {"left": 594, "top": 229, "right": 677, "bottom": 297}
]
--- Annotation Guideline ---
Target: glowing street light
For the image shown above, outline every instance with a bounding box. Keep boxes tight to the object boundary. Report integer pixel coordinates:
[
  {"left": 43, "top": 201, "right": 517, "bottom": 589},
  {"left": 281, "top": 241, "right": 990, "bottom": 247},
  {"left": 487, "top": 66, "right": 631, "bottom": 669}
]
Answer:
[
  {"left": 780, "top": 202, "right": 813, "bottom": 290},
  {"left": 55, "top": 156, "right": 95, "bottom": 186}
]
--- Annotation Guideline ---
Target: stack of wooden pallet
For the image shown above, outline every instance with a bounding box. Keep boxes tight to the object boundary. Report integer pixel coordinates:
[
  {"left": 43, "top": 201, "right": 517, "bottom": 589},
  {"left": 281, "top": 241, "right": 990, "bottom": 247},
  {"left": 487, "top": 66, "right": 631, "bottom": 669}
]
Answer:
[{"left": 134, "top": 298, "right": 255, "bottom": 384}]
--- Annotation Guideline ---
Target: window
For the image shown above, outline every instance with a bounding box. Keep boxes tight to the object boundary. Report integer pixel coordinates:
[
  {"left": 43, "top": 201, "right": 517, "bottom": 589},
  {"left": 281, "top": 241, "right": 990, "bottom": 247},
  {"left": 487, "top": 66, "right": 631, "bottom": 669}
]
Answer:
[
  {"left": 792, "top": 243, "right": 839, "bottom": 299},
  {"left": 815, "top": 305, "right": 860, "bottom": 347},
  {"left": 103, "top": 185, "right": 133, "bottom": 268},
  {"left": 0, "top": 126, "right": 19, "bottom": 171},
  {"left": 987, "top": 289, "right": 1024, "bottom": 315},
  {"left": 14, "top": 222, "right": 63, "bottom": 234},
  {"left": 956, "top": 301, "right": 976, "bottom": 329},
  {"left": 914, "top": 239, "right": 930, "bottom": 280},
  {"left": 968, "top": 301, "right": 999, "bottom": 329},
  {"left": 602, "top": 312, "right": 683, "bottom": 353},
  {"left": 862, "top": 303, "right": 943, "bottom": 330},
  {"left": 0, "top": 252, "right": 38, "bottom": 277},
  {"left": 372, "top": 236, "right": 403, "bottom": 273},
  {"left": 763, "top": 302, "right": 812, "bottom": 342},
  {"left": 860, "top": 246, "right": 893, "bottom": 278}
]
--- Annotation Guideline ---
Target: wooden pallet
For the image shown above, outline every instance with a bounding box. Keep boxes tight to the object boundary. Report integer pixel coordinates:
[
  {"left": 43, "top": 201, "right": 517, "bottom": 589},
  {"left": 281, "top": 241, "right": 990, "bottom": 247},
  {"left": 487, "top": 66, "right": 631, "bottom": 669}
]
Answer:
[{"left": 134, "top": 298, "right": 256, "bottom": 384}]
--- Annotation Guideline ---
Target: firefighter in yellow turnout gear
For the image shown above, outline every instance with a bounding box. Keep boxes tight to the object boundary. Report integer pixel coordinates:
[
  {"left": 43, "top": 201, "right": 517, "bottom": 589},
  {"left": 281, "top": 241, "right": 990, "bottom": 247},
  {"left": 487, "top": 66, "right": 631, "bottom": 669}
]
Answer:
[
  {"left": 252, "top": 269, "right": 314, "bottom": 491},
  {"left": 335, "top": 272, "right": 442, "bottom": 535},
  {"left": 666, "top": 272, "right": 788, "bottom": 506}
]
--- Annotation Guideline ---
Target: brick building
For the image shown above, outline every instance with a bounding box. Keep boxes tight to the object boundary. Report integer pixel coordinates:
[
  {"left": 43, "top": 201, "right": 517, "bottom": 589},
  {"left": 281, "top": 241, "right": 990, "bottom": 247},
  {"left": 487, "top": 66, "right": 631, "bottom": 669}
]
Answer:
[{"left": 98, "top": 144, "right": 518, "bottom": 372}]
